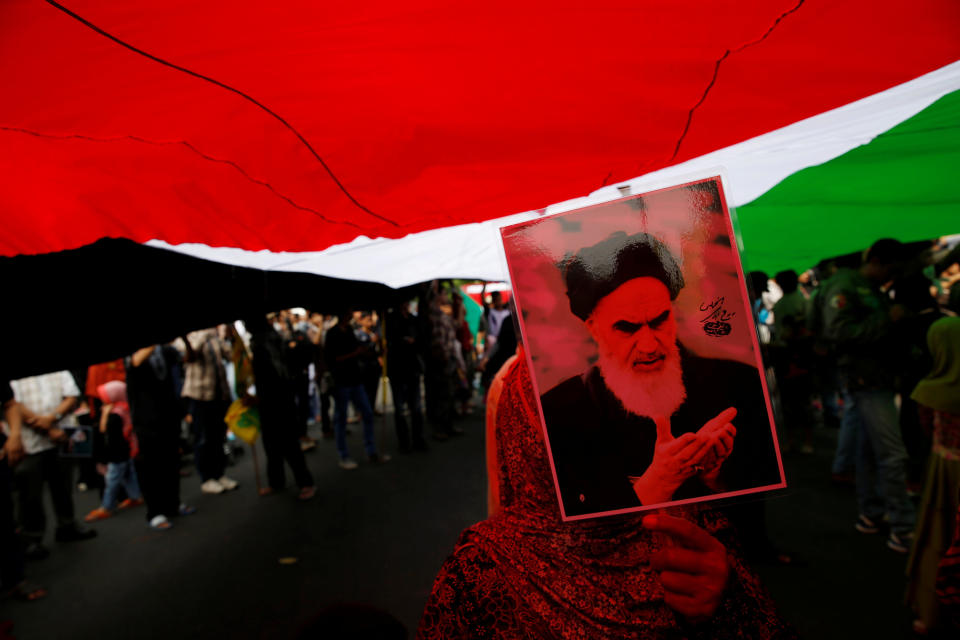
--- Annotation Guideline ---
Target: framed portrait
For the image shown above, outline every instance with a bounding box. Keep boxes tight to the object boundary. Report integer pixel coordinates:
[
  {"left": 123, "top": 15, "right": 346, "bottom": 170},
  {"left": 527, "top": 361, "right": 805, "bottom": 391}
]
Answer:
[{"left": 500, "top": 176, "right": 785, "bottom": 520}]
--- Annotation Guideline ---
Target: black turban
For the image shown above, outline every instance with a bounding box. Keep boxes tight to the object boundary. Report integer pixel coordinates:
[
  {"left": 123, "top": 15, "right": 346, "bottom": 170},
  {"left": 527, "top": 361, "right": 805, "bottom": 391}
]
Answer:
[{"left": 561, "top": 231, "right": 684, "bottom": 321}]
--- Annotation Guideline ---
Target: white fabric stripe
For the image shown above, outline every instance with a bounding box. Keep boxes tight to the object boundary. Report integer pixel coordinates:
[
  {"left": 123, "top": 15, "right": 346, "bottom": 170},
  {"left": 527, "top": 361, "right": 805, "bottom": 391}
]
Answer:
[{"left": 150, "top": 60, "right": 960, "bottom": 288}]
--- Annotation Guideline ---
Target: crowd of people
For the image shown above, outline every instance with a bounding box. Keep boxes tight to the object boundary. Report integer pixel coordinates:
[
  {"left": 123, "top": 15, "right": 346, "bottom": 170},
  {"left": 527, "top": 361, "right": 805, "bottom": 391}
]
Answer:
[
  {"left": 1, "top": 233, "right": 959, "bottom": 638},
  {"left": 747, "top": 236, "right": 960, "bottom": 635},
  {"left": 0, "top": 280, "right": 515, "bottom": 612}
]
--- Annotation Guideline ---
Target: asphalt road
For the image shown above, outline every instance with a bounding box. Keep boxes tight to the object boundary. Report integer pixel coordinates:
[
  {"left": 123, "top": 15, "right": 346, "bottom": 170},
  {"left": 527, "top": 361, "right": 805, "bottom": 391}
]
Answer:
[{"left": 0, "top": 412, "right": 928, "bottom": 639}]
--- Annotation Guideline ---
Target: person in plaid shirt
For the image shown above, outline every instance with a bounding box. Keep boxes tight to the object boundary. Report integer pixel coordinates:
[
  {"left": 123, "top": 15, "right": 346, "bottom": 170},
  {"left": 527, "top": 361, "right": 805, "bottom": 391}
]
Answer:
[
  {"left": 181, "top": 328, "right": 239, "bottom": 495},
  {"left": 10, "top": 371, "right": 96, "bottom": 560}
]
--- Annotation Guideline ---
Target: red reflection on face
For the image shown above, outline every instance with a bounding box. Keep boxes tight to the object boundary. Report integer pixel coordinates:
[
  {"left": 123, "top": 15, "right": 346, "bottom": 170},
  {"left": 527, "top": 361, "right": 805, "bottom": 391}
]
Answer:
[{"left": 586, "top": 277, "right": 678, "bottom": 373}]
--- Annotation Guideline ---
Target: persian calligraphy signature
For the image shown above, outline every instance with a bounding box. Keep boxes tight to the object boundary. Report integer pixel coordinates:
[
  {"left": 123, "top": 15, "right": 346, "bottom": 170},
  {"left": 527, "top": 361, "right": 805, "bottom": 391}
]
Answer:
[{"left": 699, "top": 297, "right": 734, "bottom": 337}]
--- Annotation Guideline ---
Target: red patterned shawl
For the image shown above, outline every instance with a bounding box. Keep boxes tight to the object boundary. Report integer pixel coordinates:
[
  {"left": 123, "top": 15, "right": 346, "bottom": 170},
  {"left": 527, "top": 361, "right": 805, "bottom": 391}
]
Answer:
[{"left": 418, "top": 353, "right": 794, "bottom": 639}]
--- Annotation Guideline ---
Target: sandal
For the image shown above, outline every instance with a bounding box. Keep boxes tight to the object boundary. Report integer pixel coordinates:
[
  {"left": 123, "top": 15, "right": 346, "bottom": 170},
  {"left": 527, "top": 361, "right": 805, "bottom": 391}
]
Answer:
[
  {"left": 84, "top": 507, "right": 113, "bottom": 522},
  {"left": 118, "top": 498, "right": 144, "bottom": 510},
  {"left": 2, "top": 581, "right": 47, "bottom": 602}
]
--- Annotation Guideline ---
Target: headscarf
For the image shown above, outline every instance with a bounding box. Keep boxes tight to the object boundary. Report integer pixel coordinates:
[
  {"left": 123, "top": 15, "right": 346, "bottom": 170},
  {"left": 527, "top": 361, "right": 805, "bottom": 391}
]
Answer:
[
  {"left": 97, "top": 380, "right": 138, "bottom": 458},
  {"left": 419, "top": 351, "right": 793, "bottom": 639},
  {"left": 85, "top": 359, "right": 125, "bottom": 412},
  {"left": 912, "top": 317, "right": 960, "bottom": 415}
]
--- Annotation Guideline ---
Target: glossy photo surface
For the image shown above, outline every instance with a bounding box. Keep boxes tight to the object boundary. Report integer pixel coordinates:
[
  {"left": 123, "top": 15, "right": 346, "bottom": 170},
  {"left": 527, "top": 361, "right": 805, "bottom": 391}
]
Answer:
[{"left": 501, "top": 177, "right": 785, "bottom": 520}]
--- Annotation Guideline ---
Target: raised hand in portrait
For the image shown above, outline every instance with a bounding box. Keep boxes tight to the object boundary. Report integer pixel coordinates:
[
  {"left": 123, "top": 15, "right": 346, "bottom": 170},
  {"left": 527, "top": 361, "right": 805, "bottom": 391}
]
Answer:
[
  {"left": 695, "top": 407, "right": 737, "bottom": 491},
  {"left": 631, "top": 421, "right": 714, "bottom": 505}
]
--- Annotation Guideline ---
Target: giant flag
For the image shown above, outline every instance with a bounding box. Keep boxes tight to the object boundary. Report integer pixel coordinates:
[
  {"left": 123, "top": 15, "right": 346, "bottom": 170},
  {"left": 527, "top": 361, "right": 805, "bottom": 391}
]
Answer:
[{"left": 1, "top": 0, "right": 958, "bottom": 377}]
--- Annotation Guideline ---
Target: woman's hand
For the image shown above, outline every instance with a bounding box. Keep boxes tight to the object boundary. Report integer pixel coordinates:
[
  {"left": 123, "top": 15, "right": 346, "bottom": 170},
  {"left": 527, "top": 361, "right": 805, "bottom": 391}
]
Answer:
[{"left": 644, "top": 513, "right": 729, "bottom": 623}]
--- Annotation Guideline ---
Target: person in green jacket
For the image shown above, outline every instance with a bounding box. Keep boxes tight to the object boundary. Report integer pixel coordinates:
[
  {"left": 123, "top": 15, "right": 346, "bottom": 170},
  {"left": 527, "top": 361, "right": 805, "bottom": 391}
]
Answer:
[{"left": 815, "top": 238, "right": 915, "bottom": 553}]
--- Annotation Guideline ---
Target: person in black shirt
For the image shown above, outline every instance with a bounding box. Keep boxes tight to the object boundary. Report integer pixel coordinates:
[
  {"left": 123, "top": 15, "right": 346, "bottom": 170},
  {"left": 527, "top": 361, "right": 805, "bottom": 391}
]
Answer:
[
  {"left": 126, "top": 344, "right": 191, "bottom": 530},
  {"left": 325, "top": 312, "right": 390, "bottom": 469},
  {"left": 386, "top": 301, "right": 426, "bottom": 453},
  {"left": 247, "top": 315, "right": 316, "bottom": 499}
]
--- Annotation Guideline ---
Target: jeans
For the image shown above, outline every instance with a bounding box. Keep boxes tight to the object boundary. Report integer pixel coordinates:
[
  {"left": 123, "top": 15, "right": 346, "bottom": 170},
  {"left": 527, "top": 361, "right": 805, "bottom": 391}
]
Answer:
[
  {"left": 853, "top": 388, "right": 915, "bottom": 535},
  {"left": 832, "top": 388, "right": 859, "bottom": 475},
  {"left": 333, "top": 385, "right": 376, "bottom": 460},
  {"left": 309, "top": 380, "right": 320, "bottom": 423},
  {"left": 102, "top": 460, "right": 141, "bottom": 511}
]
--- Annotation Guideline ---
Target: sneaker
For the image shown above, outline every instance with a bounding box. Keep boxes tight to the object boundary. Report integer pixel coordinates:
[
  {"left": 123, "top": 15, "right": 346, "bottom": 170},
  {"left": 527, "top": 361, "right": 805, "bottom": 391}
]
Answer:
[
  {"left": 84, "top": 507, "right": 113, "bottom": 522},
  {"left": 149, "top": 515, "right": 172, "bottom": 530},
  {"left": 338, "top": 458, "right": 359, "bottom": 470},
  {"left": 368, "top": 453, "right": 392, "bottom": 464},
  {"left": 201, "top": 479, "right": 225, "bottom": 494},
  {"left": 118, "top": 498, "right": 144, "bottom": 510},
  {"left": 217, "top": 476, "right": 239, "bottom": 491},
  {"left": 55, "top": 525, "right": 97, "bottom": 543},
  {"left": 300, "top": 437, "right": 317, "bottom": 452},
  {"left": 178, "top": 504, "right": 197, "bottom": 516},
  {"left": 855, "top": 514, "right": 880, "bottom": 534},
  {"left": 887, "top": 531, "right": 914, "bottom": 554}
]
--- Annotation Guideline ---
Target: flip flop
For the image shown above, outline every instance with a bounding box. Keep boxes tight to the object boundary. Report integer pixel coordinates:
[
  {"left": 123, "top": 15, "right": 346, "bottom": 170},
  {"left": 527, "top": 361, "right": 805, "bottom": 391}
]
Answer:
[{"left": 2, "top": 581, "right": 47, "bottom": 602}]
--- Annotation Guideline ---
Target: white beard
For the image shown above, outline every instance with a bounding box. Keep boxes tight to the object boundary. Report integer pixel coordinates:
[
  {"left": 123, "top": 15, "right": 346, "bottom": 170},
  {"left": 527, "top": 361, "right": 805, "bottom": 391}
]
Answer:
[{"left": 597, "top": 343, "right": 687, "bottom": 419}]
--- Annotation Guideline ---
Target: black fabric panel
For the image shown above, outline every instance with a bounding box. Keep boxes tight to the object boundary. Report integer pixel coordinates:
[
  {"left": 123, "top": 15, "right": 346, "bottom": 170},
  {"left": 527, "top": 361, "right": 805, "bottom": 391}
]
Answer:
[{"left": 0, "top": 238, "right": 397, "bottom": 380}]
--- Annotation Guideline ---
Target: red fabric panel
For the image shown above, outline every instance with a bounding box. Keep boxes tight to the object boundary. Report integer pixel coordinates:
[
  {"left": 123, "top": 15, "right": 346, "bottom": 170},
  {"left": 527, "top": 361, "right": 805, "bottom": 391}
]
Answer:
[{"left": 2, "top": 0, "right": 958, "bottom": 256}]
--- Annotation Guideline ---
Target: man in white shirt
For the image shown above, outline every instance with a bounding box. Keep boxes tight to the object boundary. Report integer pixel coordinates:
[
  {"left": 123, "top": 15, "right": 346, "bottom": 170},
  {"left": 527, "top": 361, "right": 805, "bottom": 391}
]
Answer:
[{"left": 10, "top": 371, "right": 96, "bottom": 559}]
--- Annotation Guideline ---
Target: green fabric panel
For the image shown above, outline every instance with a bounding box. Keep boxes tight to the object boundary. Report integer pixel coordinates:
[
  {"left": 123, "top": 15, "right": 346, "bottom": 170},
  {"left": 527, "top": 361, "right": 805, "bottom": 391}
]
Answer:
[
  {"left": 736, "top": 89, "right": 960, "bottom": 275},
  {"left": 458, "top": 288, "right": 483, "bottom": 337}
]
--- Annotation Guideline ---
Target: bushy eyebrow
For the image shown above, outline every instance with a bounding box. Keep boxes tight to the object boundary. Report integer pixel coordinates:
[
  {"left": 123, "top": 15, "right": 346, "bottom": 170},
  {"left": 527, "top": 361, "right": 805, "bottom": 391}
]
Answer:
[{"left": 612, "top": 308, "right": 671, "bottom": 333}]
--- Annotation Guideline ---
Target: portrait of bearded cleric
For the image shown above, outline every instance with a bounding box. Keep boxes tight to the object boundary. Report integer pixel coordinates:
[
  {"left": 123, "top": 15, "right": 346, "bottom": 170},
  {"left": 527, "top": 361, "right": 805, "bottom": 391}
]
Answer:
[{"left": 500, "top": 177, "right": 785, "bottom": 519}]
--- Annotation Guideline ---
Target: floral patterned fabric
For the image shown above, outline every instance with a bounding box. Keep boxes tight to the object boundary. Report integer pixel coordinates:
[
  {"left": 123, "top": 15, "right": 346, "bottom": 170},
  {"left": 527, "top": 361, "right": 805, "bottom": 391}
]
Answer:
[{"left": 418, "top": 353, "right": 795, "bottom": 639}]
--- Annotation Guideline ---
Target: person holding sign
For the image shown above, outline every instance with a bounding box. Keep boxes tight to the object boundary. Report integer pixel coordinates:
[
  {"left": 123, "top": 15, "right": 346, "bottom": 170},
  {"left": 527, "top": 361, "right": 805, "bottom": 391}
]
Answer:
[{"left": 418, "top": 355, "right": 794, "bottom": 638}]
